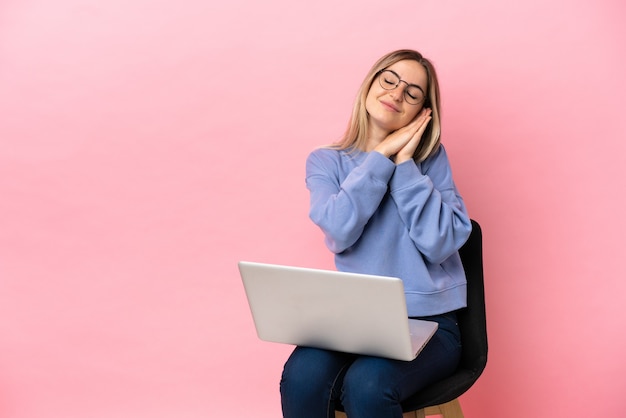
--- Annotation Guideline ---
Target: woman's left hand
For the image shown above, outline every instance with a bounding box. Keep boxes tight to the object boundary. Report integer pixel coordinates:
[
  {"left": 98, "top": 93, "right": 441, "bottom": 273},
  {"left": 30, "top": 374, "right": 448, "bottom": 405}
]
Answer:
[{"left": 394, "top": 108, "right": 432, "bottom": 164}]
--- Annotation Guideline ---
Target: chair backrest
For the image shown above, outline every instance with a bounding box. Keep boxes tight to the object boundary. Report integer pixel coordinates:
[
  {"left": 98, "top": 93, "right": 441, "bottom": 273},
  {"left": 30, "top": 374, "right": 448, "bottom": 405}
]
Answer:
[{"left": 456, "top": 219, "right": 488, "bottom": 375}]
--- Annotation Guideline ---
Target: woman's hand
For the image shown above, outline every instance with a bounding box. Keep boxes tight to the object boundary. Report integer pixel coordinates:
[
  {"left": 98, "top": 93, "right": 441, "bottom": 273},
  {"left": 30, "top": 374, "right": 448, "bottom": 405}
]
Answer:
[
  {"left": 395, "top": 108, "right": 432, "bottom": 163},
  {"left": 373, "top": 108, "right": 432, "bottom": 163}
]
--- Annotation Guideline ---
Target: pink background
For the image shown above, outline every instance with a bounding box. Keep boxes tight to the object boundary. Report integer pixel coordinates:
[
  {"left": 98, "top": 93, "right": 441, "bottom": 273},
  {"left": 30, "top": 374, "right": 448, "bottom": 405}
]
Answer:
[{"left": 1, "top": 0, "right": 625, "bottom": 417}]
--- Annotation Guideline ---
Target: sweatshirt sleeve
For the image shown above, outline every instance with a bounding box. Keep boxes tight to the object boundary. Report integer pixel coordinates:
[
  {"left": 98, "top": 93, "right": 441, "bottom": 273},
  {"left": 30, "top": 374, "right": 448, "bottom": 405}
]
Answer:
[
  {"left": 306, "top": 149, "right": 395, "bottom": 253},
  {"left": 388, "top": 145, "right": 471, "bottom": 263}
]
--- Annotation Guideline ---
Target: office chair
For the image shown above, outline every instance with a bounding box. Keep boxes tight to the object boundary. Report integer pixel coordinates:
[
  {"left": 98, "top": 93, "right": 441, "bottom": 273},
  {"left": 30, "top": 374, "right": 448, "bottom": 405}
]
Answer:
[{"left": 336, "top": 219, "right": 487, "bottom": 418}]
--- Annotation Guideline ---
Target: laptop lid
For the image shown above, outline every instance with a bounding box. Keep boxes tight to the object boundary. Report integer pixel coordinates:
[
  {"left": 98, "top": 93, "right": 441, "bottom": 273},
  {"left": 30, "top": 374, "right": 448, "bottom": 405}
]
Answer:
[{"left": 238, "top": 261, "right": 438, "bottom": 361}]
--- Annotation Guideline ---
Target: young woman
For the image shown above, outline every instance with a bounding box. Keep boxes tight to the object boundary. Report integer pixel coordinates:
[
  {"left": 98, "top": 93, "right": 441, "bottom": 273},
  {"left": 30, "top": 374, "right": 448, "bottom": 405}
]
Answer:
[{"left": 280, "top": 49, "right": 472, "bottom": 418}]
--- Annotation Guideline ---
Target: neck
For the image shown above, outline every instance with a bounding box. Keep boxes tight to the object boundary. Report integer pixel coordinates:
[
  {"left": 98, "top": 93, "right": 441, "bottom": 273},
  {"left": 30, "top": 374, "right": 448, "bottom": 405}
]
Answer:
[{"left": 364, "top": 123, "right": 390, "bottom": 152}]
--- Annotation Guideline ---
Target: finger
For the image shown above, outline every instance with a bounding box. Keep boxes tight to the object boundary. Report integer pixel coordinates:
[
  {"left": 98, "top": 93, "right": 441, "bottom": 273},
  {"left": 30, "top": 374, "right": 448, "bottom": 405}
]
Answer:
[
  {"left": 414, "top": 115, "right": 432, "bottom": 139},
  {"left": 406, "top": 108, "right": 432, "bottom": 132}
]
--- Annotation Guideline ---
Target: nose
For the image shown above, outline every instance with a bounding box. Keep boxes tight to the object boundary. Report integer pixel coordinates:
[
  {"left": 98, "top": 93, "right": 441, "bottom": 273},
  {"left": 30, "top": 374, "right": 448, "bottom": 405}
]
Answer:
[{"left": 388, "top": 85, "right": 404, "bottom": 102}]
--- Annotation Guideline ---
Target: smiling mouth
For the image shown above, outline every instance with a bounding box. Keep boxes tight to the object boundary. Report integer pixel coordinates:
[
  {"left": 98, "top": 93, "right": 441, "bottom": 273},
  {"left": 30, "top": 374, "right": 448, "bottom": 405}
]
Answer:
[{"left": 380, "top": 100, "right": 399, "bottom": 112}]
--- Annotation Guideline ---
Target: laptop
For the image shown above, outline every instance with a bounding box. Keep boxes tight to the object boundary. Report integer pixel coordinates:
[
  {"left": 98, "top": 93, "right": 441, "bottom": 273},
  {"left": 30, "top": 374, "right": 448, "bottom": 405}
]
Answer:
[{"left": 238, "top": 261, "right": 438, "bottom": 361}]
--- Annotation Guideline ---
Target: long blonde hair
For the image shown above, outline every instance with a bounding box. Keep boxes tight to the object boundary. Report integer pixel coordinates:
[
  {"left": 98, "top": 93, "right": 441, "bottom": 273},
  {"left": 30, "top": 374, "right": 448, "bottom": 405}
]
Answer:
[{"left": 333, "top": 49, "right": 442, "bottom": 163}]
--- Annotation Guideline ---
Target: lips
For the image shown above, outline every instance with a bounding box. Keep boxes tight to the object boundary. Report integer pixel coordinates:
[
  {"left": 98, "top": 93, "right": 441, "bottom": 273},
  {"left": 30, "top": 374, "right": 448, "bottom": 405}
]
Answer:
[{"left": 380, "top": 99, "right": 400, "bottom": 112}]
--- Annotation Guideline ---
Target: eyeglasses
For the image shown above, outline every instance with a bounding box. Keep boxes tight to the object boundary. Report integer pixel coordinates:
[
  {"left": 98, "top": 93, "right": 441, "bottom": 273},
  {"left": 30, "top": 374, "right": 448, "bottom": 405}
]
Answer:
[{"left": 377, "top": 69, "right": 426, "bottom": 105}]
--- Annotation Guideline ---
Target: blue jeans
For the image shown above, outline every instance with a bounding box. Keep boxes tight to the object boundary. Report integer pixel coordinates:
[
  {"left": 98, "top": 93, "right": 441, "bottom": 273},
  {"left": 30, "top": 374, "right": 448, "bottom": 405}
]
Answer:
[{"left": 280, "top": 312, "right": 461, "bottom": 418}]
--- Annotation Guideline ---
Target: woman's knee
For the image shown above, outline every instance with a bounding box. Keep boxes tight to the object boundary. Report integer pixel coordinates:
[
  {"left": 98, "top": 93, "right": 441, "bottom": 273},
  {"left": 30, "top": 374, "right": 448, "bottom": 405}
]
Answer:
[
  {"left": 281, "top": 347, "right": 353, "bottom": 398},
  {"left": 341, "top": 357, "right": 398, "bottom": 405}
]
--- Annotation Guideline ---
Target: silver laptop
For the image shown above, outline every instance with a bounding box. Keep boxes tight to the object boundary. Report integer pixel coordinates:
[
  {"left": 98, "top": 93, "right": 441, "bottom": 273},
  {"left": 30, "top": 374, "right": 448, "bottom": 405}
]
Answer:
[{"left": 238, "top": 261, "right": 438, "bottom": 361}]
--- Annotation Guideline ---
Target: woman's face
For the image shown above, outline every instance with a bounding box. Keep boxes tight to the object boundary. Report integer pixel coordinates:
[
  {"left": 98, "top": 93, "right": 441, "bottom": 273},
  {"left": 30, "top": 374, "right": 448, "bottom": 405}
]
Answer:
[{"left": 365, "top": 59, "right": 428, "bottom": 133}]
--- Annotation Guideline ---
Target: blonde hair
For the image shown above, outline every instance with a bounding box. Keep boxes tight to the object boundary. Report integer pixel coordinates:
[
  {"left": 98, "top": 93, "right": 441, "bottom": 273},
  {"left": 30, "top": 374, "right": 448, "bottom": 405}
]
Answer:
[{"left": 333, "top": 49, "right": 442, "bottom": 163}]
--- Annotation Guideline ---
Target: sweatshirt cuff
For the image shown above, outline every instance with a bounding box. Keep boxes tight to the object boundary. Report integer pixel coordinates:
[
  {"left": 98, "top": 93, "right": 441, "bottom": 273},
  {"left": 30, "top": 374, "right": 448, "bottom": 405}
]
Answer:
[
  {"left": 364, "top": 151, "right": 396, "bottom": 183},
  {"left": 389, "top": 159, "right": 425, "bottom": 192}
]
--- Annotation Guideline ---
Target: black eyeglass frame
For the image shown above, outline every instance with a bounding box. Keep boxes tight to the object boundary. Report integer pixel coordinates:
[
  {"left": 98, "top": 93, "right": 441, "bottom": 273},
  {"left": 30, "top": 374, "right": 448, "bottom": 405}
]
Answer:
[{"left": 376, "top": 69, "right": 426, "bottom": 105}]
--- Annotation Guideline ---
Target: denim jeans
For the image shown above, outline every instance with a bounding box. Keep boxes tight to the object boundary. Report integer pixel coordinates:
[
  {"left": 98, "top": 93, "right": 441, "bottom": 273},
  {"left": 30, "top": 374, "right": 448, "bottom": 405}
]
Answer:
[{"left": 280, "top": 312, "right": 461, "bottom": 418}]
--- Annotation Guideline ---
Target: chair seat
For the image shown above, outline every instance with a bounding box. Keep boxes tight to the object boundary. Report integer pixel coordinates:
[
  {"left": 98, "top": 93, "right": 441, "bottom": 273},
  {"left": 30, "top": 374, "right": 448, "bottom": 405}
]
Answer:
[
  {"left": 333, "top": 367, "right": 479, "bottom": 415},
  {"left": 401, "top": 367, "right": 480, "bottom": 412}
]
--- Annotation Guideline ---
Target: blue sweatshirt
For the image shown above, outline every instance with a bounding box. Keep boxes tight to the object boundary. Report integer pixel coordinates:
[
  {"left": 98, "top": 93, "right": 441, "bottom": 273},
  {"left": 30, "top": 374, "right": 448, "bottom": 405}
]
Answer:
[{"left": 305, "top": 145, "right": 472, "bottom": 317}]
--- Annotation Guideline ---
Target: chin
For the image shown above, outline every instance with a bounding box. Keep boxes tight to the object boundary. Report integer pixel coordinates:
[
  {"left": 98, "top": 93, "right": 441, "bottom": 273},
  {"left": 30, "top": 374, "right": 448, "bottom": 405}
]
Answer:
[{"left": 381, "top": 120, "right": 407, "bottom": 132}]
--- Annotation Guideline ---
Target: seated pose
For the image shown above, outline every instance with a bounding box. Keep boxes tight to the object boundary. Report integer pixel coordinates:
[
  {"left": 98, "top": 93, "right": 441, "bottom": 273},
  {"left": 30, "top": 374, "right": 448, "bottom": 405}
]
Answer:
[{"left": 280, "top": 49, "right": 472, "bottom": 418}]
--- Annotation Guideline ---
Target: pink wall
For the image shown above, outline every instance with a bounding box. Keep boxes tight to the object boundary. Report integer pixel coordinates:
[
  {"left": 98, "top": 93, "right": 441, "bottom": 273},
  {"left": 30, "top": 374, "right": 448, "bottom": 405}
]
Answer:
[{"left": 1, "top": 0, "right": 625, "bottom": 417}]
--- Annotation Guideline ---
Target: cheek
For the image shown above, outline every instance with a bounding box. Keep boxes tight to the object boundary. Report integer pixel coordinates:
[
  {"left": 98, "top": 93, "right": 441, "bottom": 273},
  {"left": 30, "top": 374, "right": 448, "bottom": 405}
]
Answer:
[{"left": 404, "top": 105, "right": 423, "bottom": 122}]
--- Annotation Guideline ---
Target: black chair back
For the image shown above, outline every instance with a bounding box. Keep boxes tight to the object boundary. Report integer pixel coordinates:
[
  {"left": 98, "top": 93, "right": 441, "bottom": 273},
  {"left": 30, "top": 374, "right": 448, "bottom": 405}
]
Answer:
[
  {"left": 401, "top": 219, "right": 488, "bottom": 411},
  {"left": 457, "top": 219, "right": 488, "bottom": 374}
]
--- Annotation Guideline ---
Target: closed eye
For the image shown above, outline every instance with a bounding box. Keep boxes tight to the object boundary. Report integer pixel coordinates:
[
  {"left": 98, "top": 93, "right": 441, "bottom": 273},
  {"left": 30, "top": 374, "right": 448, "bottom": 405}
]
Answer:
[
  {"left": 406, "top": 86, "right": 425, "bottom": 102},
  {"left": 381, "top": 77, "right": 396, "bottom": 87}
]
